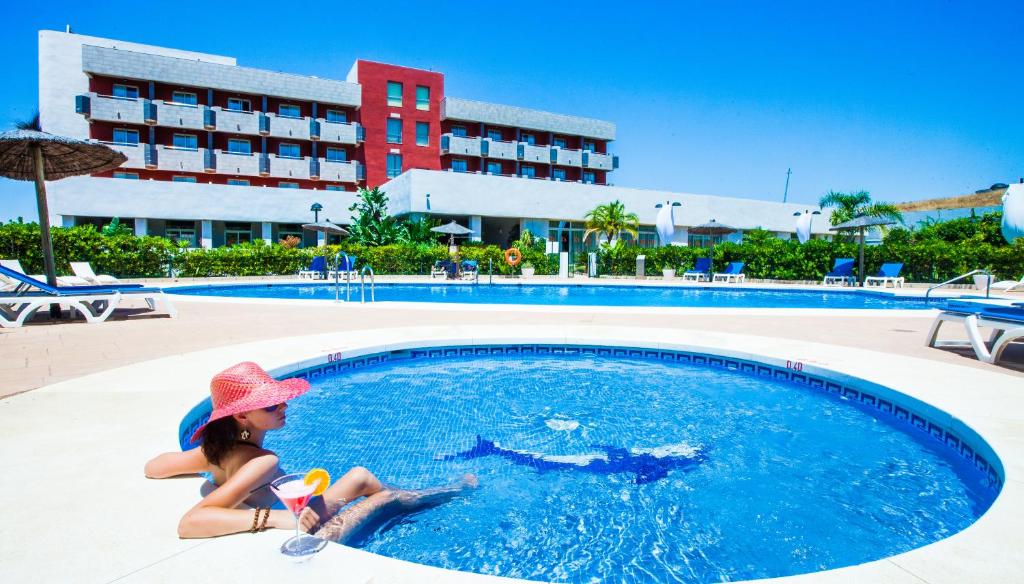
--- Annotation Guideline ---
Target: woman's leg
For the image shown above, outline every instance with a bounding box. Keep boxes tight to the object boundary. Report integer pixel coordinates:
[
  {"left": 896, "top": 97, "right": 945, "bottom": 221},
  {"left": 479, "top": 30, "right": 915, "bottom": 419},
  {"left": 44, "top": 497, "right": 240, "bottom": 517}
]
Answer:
[
  {"left": 320, "top": 466, "right": 383, "bottom": 516},
  {"left": 315, "top": 475, "right": 477, "bottom": 544}
]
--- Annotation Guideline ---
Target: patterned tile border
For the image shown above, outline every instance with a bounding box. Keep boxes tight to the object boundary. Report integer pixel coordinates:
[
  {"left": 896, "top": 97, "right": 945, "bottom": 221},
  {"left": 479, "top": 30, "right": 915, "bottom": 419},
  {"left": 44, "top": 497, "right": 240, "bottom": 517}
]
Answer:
[{"left": 179, "top": 344, "right": 1003, "bottom": 493}]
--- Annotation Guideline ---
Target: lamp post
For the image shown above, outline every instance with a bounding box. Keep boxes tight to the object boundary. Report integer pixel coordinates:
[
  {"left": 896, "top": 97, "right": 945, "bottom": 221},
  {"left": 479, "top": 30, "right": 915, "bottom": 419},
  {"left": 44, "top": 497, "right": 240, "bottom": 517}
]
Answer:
[{"left": 310, "top": 202, "right": 323, "bottom": 223}]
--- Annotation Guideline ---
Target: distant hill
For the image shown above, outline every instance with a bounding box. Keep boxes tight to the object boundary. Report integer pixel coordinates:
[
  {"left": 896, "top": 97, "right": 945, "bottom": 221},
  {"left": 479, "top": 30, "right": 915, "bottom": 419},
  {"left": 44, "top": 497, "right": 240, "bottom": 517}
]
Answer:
[{"left": 897, "top": 188, "right": 1006, "bottom": 212}]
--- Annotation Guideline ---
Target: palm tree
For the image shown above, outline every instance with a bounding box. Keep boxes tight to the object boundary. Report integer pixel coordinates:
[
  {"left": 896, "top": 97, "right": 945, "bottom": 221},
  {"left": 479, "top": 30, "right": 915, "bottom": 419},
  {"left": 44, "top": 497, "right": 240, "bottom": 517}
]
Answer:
[
  {"left": 583, "top": 200, "right": 639, "bottom": 245},
  {"left": 819, "top": 190, "right": 904, "bottom": 225}
]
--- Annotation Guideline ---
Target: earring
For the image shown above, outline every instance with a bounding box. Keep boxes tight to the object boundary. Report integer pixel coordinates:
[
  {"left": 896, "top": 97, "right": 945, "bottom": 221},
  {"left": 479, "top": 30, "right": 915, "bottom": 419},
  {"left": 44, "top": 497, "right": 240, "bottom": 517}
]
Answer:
[{"left": 240, "top": 429, "right": 251, "bottom": 440}]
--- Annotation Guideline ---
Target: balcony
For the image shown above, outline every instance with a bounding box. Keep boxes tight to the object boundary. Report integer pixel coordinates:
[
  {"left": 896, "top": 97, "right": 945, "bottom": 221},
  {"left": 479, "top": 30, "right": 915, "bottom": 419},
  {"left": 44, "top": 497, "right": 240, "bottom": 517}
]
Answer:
[
  {"left": 159, "top": 101, "right": 204, "bottom": 131},
  {"left": 518, "top": 143, "right": 549, "bottom": 164},
  {"left": 84, "top": 93, "right": 144, "bottom": 125},
  {"left": 583, "top": 151, "right": 615, "bottom": 171},
  {"left": 317, "top": 121, "right": 359, "bottom": 144},
  {"left": 484, "top": 139, "right": 517, "bottom": 160},
  {"left": 216, "top": 150, "right": 260, "bottom": 175},
  {"left": 269, "top": 155, "right": 311, "bottom": 180},
  {"left": 320, "top": 159, "right": 359, "bottom": 183},
  {"left": 268, "top": 114, "right": 310, "bottom": 140},
  {"left": 157, "top": 146, "right": 206, "bottom": 173},
  {"left": 213, "top": 108, "right": 260, "bottom": 135},
  {"left": 104, "top": 142, "right": 145, "bottom": 169},
  {"left": 441, "top": 134, "right": 482, "bottom": 157},
  {"left": 553, "top": 147, "right": 583, "bottom": 167}
]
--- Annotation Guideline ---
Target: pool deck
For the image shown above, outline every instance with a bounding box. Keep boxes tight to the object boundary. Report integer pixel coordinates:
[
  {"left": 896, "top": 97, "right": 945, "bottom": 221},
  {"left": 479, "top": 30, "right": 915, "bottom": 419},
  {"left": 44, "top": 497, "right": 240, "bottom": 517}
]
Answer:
[{"left": 1, "top": 277, "right": 1022, "bottom": 583}]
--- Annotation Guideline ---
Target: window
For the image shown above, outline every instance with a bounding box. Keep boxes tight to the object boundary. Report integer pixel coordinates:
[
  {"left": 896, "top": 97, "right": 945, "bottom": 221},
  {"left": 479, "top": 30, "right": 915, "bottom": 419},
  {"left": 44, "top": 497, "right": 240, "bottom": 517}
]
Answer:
[
  {"left": 386, "top": 153, "right": 402, "bottom": 178},
  {"left": 227, "top": 179, "right": 250, "bottom": 186},
  {"left": 386, "top": 118, "right": 403, "bottom": 144},
  {"left": 326, "top": 185, "right": 346, "bottom": 191},
  {"left": 582, "top": 171, "right": 595, "bottom": 184},
  {"left": 279, "top": 104, "right": 301, "bottom": 118},
  {"left": 226, "top": 98, "right": 251, "bottom": 112},
  {"left": 386, "top": 81, "right": 403, "bottom": 107},
  {"left": 325, "top": 109, "right": 347, "bottom": 123},
  {"left": 451, "top": 159, "right": 468, "bottom": 173},
  {"left": 520, "top": 165, "right": 535, "bottom": 179},
  {"left": 325, "top": 147, "right": 347, "bottom": 162},
  {"left": 278, "top": 143, "right": 301, "bottom": 159},
  {"left": 521, "top": 133, "right": 535, "bottom": 145},
  {"left": 224, "top": 223, "right": 252, "bottom": 246},
  {"left": 277, "top": 224, "right": 303, "bottom": 243},
  {"left": 487, "top": 161, "right": 502, "bottom": 175},
  {"left": 278, "top": 182, "right": 300, "bottom": 189},
  {"left": 415, "top": 122, "right": 429, "bottom": 146},
  {"left": 552, "top": 168, "right": 567, "bottom": 181},
  {"left": 112, "top": 84, "right": 138, "bottom": 99},
  {"left": 227, "top": 139, "right": 251, "bottom": 155},
  {"left": 113, "top": 171, "right": 138, "bottom": 179},
  {"left": 165, "top": 222, "right": 196, "bottom": 246},
  {"left": 112, "top": 128, "right": 139, "bottom": 146},
  {"left": 173, "top": 134, "right": 198, "bottom": 151},
  {"left": 451, "top": 125, "right": 467, "bottom": 137},
  {"left": 687, "top": 234, "right": 724, "bottom": 249},
  {"left": 553, "top": 137, "right": 567, "bottom": 149},
  {"left": 172, "top": 175, "right": 197, "bottom": 183},
  {"left": 583, "top": 140, "right": 596, "bottom": 152},
  {"left": 415, "top": 86, "right": 430, "bottom": 110},
  {"left": 487, "top": 129, "right": 503, "bottom": 141},
  {"left": 171, "top": 91, "right": 197, "bottom": 106}
]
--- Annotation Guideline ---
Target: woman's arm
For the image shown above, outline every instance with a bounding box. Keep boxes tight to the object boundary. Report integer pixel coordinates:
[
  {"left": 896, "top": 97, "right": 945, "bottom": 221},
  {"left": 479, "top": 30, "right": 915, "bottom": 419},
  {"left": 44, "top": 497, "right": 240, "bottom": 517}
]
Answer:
[
  {"left": 144, "top": 447, "right": 208, "bottom": 479},
  {"left": 176, "top": 453, "right": 318, "bottom": 538}
]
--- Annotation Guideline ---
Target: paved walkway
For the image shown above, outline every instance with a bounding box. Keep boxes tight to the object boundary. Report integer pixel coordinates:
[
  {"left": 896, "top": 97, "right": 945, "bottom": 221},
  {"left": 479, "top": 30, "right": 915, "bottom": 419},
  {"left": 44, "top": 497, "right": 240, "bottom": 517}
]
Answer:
[{"left": 2, "top": 286, "right": 1021, "bottom": 397}]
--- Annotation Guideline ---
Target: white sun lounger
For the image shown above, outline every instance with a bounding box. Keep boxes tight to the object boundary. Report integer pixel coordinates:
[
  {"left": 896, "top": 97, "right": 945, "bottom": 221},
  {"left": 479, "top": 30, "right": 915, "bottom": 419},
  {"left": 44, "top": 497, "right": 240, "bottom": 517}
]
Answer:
[
  {"left": 1, "top": 259, "right": 90, "bottom": 287},
  {"left": 991, "top": 276, "right": 1024, "bottom": 292},
  {"left": 70, "top": 262, "right": 120, "bottom": 285},
  {"left": 926, "top": 302, "right": 1024, "bottom": 364}
]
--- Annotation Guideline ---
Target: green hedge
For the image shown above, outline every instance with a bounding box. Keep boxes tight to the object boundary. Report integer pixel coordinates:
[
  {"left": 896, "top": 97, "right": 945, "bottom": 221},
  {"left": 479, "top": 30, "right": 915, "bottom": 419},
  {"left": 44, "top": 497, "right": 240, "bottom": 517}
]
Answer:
[{"left": 3, "top": 222, "right": 1021, "bottom": 282}]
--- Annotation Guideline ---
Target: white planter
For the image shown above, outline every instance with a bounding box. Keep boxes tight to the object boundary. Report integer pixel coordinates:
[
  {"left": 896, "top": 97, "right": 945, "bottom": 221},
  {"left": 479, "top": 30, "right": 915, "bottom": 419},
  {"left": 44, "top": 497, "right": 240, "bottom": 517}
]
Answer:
[
  {"left": 521, "top": 267, "right": 535, "bottom": 277},
  {"left": 973, "top": 274, "right": 993, "bottom": 291},
  {"left": 662, "top": 269, "right": 676, "bottom": 279}
]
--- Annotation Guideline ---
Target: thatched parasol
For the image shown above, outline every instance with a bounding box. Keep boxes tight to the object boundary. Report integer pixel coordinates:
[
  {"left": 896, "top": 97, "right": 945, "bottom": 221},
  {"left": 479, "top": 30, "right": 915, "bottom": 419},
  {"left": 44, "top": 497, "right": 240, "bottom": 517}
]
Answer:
[
  {"left": 829, "top": 215, "right": 898, "bottom": 284},
  {"left": 301, "top": 219, "right": 349, "bottom": 236},
  {"left": 430, "top": 220, "right": 474, "bottom": 247},
  {"left": 688, "top": 219, "right": 737, "bottom": 262},
  {"left": 0, "top": 128, "right": 127, "bottom": 316}
]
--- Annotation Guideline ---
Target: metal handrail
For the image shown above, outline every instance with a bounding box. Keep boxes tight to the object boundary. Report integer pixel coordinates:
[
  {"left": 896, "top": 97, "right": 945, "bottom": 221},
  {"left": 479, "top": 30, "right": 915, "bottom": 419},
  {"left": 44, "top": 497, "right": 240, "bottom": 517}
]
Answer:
[
  {"left": 360, "top": 265, "right": 375, "bottom": 303},
  {"left": 925, "top": 269, "right": 990, "bottom": 301},
  {"left": 488, "top": 259, "right": 493, "bottom": 285}
]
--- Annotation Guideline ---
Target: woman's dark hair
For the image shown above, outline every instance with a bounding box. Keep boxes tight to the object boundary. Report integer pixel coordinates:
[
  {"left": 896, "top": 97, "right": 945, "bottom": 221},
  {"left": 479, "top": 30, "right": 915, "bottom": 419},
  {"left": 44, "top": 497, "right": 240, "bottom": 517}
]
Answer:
[{"left": 200, "top": 417, "right": 240, "bottom": 467}]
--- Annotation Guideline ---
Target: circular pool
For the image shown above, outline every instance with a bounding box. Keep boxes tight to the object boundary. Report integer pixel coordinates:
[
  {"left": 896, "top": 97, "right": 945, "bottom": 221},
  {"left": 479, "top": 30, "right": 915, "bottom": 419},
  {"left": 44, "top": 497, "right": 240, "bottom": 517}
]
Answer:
[{"left": 182, "top": 346, "right": 1000, "bottom": 583}]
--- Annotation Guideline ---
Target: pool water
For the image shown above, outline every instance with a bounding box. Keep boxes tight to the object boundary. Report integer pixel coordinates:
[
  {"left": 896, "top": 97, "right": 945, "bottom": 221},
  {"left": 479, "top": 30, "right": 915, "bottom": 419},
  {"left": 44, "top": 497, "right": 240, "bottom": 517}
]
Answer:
[
  {"left": 267, "top": 351, "right": 996, "bottom": 583},
  {"left": 170, "top": 283, "right": 938, "bottom": 309}
]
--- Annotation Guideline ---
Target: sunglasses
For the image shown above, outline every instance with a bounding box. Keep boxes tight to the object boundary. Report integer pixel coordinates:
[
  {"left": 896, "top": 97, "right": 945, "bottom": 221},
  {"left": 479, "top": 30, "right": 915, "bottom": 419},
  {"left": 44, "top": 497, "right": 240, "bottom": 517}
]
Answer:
[{"left": 263, "top": 403, "right": 285, "bottom": 413}]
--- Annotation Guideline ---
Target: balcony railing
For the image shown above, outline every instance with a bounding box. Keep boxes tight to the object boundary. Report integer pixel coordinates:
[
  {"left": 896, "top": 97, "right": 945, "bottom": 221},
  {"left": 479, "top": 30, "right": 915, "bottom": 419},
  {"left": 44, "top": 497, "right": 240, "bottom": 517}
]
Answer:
[
  {"left": 317, "top": 120, "right": 359, "bottom": 144},
  {"left": 552, "top": 147, "right": 583, "bottom": 167},
  {"left": 83, "top": 93, "right": 144, "bottom": 125},
  {"left": 217, "top": 150, "right": 260, "bottom": 175},
  {"left": 157, "top": 146, "right": 206, "bottom": 173},
  {"left": 144, "top": 144, "right": 158, "bottom": 168},
  {"left": 160, "top": 101, "right": 204, "bottom": 130},
  {"left": 203, "top": 107, "right": 216, "bottom": 130},
  {"left": 103, "top": 142, "right": 145, "bottom": 168},
  {"left": 259, "top": 113, "right": 270, "bottom": 135},
  {"left": 75, "top": 95, "right": 91, "bottom": 116},
  {"left": 320, "top": 159, "right": 359, "bottom": 183},
  {"left": 583, "top": 151, "right": 615, "bottom": 171},
  {"left": 310, "top": 119, "right": 321, "bottom": 141},
  {"left": 143, "top": 100, "right": 158, "bottom": 125},
  {"left": 269, "top": 155, "right": 311, "bottom": 180},
  {"left": 204, "top": 149, "right": 217, "bottom": 172},
  {"left": 441, "top": 134, "right": 482, "bottom": 156},
  {"left": 214, "top": 108, "right": 260, "bottom": 135},
  {"left": 267, "top": 113, "right": 309, "bottom": 140},
  {"left": 519, "top": 143, "right": 549, "bottom": 163},
  {"left": 484, "top": 139, "right": 517, "bottom": 160}
]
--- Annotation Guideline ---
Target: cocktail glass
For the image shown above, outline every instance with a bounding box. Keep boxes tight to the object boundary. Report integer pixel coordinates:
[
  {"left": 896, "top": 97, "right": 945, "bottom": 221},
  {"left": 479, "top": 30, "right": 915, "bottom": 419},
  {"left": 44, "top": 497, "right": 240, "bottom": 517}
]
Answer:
[{"left": 269, "top": 473, "right": 327, "bottom": 557}]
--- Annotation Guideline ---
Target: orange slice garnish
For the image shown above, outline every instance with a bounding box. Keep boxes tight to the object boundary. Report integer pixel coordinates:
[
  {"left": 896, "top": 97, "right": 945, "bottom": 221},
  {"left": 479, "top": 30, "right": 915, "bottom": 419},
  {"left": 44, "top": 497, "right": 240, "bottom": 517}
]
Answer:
[{"left": 304, "top": 468, "right": 331, "bottom": 496}]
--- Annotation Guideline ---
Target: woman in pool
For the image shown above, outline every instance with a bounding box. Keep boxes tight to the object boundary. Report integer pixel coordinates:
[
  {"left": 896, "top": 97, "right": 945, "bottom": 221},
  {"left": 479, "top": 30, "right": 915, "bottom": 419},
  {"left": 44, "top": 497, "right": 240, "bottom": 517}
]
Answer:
[{"left": 145, "top": 361, "right": 474, "bottom": 541}]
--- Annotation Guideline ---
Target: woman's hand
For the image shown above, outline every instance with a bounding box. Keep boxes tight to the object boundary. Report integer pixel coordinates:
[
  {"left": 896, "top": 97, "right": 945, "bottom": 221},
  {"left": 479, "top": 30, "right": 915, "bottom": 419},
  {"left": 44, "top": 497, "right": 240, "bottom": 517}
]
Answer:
[{"left": 268, "top": 508, "right": 320, "bottom": 532}]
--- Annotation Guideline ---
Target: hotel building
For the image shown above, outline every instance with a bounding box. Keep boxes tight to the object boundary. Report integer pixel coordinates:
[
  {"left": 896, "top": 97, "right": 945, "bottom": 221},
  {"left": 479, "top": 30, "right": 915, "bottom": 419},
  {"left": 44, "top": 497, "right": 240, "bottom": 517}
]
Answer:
[{"left": 38, "top": 30, "right": 831, "bottom": 252}]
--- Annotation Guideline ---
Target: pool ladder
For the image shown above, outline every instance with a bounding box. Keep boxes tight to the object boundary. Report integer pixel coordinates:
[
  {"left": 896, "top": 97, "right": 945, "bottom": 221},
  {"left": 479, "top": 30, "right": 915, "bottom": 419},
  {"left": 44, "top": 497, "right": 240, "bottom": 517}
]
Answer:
[
  {"left": 360, "top": 265, "right": 375, "bottom": 303},
  {"left": 924, "top": 269, "right": 990, "bottom": 302}
]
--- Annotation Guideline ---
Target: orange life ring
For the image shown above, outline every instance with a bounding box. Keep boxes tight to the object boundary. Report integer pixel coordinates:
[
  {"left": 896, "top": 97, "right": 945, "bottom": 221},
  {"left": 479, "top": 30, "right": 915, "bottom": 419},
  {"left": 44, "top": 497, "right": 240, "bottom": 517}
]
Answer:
[{"left": 504, "top": 247, "right": 522, "bottom": 267}]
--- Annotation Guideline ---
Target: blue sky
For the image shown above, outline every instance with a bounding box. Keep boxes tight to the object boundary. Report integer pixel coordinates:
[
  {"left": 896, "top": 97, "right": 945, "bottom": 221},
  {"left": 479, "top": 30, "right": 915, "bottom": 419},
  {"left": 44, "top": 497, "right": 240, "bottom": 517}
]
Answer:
[{"left": 1, "top": 1, "right": 1022, "bottom": 222}]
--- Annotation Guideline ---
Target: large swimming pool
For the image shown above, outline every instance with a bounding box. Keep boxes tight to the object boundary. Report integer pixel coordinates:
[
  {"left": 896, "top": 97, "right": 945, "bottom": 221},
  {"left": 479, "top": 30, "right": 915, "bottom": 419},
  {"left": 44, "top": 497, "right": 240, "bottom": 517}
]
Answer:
[
  {"left": 169, "top": 282, "right": 942, "bottom": 309},
  {"left": 182, "top": 346, "right": 998, "bottom": 583}
]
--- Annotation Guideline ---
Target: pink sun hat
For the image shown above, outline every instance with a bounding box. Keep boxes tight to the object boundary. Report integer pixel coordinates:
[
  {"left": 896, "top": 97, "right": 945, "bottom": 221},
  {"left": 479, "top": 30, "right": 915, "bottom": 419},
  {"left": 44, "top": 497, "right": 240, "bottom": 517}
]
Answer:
[{"left": 190, "top": 361, "right": 311, "bottom": 444}]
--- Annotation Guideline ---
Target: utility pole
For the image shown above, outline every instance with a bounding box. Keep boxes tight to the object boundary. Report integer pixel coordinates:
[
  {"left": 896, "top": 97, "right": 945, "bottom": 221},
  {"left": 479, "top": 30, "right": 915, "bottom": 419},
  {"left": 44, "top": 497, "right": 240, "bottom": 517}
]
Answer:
[{"left": 783, "top": 168, "right": 792, "bottom": 203}]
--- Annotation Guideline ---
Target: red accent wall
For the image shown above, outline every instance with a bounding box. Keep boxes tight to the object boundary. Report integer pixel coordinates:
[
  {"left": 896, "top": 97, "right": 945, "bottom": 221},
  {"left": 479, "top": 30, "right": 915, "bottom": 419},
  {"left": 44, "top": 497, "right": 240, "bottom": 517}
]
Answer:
[{"left": 354, "top": 60, "right": 443, "bottom": 187}]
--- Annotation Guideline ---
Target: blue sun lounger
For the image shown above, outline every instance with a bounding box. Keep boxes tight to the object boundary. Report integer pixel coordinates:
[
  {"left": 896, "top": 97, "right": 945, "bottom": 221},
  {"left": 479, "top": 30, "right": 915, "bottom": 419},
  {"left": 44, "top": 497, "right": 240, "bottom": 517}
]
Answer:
[
  {"left": 298, "top": 256, "right": 327, "bottom": 279},
  {"left": 0, "top": 265, "right": 176, "bottom": 328},
  {"left": 927, "top": 301, "right": 1024, "bottom": 364},
  {"left": 682, "top": 257, "right": 713, "bottom": 282},
  {"left": 712, "top": 262, "right": 746, "bottom": 284},
  {"left": 865, "top": 262, "right": 905, "bottom": 288},
  {"left": 823, "top": 258, "right": 856, "bottom": 286}
]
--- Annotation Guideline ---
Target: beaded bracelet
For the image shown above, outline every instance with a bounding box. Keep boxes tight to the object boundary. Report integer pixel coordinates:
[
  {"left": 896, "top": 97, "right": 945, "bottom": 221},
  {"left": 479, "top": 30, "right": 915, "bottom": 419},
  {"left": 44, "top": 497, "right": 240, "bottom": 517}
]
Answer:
[
  {"left": 250, "top": 508, "right": 263, "bottom": 533},
  {"left": 258, "top": 507, "right": 271, "bottom": 531}
]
